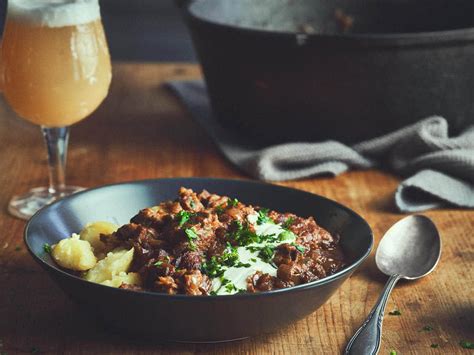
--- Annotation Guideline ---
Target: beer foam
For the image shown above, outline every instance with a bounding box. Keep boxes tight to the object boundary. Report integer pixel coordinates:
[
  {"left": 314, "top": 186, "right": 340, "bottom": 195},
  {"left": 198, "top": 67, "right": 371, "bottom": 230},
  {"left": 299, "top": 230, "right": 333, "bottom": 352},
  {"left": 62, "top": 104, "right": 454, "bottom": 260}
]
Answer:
[{"left": 8, "top": 0, "right": 101, "bottom": 28}]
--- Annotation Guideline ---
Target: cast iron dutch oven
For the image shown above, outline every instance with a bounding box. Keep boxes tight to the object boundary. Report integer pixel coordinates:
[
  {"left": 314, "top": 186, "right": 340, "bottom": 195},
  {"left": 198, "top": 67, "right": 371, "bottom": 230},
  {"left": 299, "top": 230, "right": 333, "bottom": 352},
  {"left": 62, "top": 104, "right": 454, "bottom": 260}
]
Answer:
[
  {"left": 25, "top": 178, "right": 373, "bottom": 342},
  {"left": 179, "top": 0, "right": 474, "bottom": 144}
]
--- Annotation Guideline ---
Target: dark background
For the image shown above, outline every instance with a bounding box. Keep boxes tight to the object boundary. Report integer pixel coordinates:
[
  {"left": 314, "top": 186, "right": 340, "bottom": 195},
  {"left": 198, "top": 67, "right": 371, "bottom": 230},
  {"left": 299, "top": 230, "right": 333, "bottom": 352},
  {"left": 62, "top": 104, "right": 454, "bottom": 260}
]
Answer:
[{"left": 0, "top": 0, "right": 197, "bottom": 61}]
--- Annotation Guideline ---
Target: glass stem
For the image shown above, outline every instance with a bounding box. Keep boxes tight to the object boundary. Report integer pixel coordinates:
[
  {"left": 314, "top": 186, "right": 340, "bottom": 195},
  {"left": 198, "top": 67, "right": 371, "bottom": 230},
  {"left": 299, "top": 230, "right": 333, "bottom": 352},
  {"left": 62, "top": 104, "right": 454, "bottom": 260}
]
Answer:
[{"left": 41, "top": 126, "right": 70, "bottom": 196}]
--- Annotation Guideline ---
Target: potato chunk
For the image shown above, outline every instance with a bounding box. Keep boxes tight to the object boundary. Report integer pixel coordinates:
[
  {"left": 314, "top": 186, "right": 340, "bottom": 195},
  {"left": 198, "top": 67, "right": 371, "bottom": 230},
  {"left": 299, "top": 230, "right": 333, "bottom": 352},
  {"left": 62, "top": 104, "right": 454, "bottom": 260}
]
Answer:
[
  {"left": 84, "top": 248, "right": 134, "bottom": 283},
  {"left": 51, "top": 234, "right": 97, "bottom": 271},
  {"left": 79, "top": 221, "right": 118, "bottom": 254},
  {"left": 101, "top": 272, "right": 141, "bottom": 288}
]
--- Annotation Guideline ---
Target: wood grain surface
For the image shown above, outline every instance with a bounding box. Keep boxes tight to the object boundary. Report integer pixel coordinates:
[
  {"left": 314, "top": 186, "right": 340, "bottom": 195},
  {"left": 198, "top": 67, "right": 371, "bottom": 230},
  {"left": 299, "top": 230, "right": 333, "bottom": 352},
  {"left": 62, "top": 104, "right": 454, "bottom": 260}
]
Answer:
[{"left": 0, "top": 63, "right": 472, "bottom": 355}]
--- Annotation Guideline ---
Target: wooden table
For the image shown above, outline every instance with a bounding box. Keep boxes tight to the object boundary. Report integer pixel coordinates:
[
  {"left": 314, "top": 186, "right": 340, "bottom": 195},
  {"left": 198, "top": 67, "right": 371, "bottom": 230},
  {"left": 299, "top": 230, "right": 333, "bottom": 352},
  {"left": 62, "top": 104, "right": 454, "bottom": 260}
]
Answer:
[{"left": 0, "top": 63, "right": 472, "bottom": 355}]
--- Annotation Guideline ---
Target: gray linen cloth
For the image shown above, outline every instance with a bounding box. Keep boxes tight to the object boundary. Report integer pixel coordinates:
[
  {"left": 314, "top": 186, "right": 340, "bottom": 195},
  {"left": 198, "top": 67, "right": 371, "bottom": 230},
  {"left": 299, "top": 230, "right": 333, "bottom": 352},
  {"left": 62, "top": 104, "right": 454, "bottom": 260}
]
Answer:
[{"left": 168, "top": 80, "right": 474, "bottom": 212}]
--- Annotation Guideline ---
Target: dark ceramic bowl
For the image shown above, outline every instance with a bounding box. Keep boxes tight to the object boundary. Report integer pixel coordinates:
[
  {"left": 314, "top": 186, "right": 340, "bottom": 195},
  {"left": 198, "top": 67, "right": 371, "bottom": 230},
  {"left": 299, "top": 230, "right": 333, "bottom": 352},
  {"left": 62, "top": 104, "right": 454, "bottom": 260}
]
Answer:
[
  {"left": 24, "top": 178, "right": 373, "bottom": 342},
  {"left": 180, "top": 0, "right": 474, "bottom": 144}
]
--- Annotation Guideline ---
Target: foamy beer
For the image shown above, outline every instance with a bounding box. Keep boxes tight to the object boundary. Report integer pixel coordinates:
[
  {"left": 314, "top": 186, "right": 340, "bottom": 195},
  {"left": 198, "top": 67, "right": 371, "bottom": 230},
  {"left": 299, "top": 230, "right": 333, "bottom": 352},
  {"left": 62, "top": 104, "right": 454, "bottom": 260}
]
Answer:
[
  {"left": 2, "top": 0, "right": 112, "bottom": 219},
  {"left": 2, "top": 0, "right": 111, "bottom": 126}
]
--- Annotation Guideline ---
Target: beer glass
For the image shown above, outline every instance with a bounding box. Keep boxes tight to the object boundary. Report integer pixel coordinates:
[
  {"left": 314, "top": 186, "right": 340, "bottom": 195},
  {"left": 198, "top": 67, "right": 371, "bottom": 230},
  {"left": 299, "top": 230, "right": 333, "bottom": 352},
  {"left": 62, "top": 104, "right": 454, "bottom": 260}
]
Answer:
[{"left": 1, "top": 0, "right": 112, "bottom": 219}]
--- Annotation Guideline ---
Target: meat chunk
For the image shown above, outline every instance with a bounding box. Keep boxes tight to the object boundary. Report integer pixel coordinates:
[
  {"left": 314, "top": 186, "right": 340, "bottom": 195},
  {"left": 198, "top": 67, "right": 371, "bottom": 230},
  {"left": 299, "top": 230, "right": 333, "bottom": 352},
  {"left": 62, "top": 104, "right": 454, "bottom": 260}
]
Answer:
[
  {"left": 247, "top": 272, "right": 276, "bottom": 292},
  {"left": 273, "top": 243, "right": 299, "bottom": 266},
  {"left": 176, "top": 251, "right": 202, "bottom": 270},
  {"left": 182, "top": 270, "right": 212, "bottom": 295},
  {"left": 155, "top": 276, "right": 179, "bottom": 294}
]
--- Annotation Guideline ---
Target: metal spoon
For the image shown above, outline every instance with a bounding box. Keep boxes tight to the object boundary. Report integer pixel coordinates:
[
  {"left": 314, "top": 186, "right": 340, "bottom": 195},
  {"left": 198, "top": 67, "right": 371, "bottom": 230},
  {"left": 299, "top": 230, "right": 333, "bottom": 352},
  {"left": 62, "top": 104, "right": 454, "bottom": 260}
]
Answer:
[{"left": 344, "top": 215, "right": 441, "bottom": 355}]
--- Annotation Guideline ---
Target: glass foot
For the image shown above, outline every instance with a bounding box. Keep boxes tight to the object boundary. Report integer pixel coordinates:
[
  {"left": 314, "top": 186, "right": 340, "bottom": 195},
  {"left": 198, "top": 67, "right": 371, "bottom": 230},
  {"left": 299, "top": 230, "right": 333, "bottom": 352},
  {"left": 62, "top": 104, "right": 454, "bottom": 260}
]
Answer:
[{"left": 8, "top": 186, "right": 84, "bottom": 220}]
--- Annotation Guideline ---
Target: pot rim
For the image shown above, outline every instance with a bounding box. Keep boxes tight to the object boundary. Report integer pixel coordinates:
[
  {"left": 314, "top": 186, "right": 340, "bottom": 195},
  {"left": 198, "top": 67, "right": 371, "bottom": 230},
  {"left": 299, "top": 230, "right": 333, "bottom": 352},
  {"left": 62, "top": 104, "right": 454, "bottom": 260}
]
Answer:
[{"left": 182, "top": 1, "right": 474, "bottom": 47}]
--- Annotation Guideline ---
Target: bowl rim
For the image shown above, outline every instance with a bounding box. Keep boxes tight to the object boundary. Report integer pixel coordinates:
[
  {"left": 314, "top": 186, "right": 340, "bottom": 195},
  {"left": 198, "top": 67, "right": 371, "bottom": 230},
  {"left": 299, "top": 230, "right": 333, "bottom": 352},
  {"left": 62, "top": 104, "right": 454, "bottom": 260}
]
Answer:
[
  {"left": 24, "top": 177, "right": 373, "bottom": 300},
  {"left": 183, "top": 1, "right": 474, "bottom": 46}
]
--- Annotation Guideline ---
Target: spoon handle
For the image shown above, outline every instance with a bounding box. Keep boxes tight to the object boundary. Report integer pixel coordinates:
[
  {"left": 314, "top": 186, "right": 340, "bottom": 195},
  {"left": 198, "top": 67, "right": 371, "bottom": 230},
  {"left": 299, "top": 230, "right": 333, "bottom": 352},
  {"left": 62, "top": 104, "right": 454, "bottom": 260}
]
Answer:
[{"left": 344, "top": 274, "right": 401, "bottom": 355}]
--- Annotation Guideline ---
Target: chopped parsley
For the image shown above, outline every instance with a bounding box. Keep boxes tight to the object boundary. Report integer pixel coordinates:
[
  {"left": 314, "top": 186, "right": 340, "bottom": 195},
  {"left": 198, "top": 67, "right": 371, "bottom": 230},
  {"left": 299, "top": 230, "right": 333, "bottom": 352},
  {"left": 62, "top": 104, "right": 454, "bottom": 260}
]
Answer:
[
  {"left": 278, "top": 230, "right": 295, "bottom": 242},
  {"left": 43, "top": 243, "right": 52, "bottom": 254},
  {"left": 288, "top": 242, "right": 305, "bottom": 253},
  {"left": 460, "top": 340, "right": 474, "bottom": 349},
  {"left": 235, "top": 261, "right": 251, "bottom": 268},
  {"left": 258, "top": 245, "right": 274, "bottom": 263},
  {"left": 388, "top": 309, "right": 402, "bottom": 316},
  {"left": 283, "top": 217, "right": 295, "bottom": 228},
  {"left": 257, "top": 208, "right": 272, "bottom": 225},
  {"left": 220, "top": 243, "right": 239, "bottom": 267},
  {"left": 202, "top": 256, "right": 224, "bottom": 277},
  {"left": 154, "top": 258, "right": 169, "bottom": 267},
  {"left": 295, "top": 244, "right": 305, "bottom": 254},
  {"left": 215, "top": 277, "right": 241, "bottom": 294},
  {"left": 215, "top": 205, "right": 225, "bottom": 214},
  {"left": 228, "top": 198, "right": 239, "bottom": 207},
  {"left": 201, "top": 243, "right": 244, "bottom": 277},
  {"left": 389, "top": 351, "right": 397, "bottom": 355},
  {"left": 250, "top": 258, "right": 257, "bottom": 263},
  {"left": 210, "top": 290, "right": 217, "bottom": 296},
  {"left": 219, "top": 277, "right": 232, "bottom": 289},
  {"left": 176, "top": 210, "right": 194, "bottom": 227},
  {"left": 421, "top": 325, "right": 434, "bottom": 332},
  {"left": 230, "top": 221, "right": 261, "bottom": 246},
  {"left": 184, "top": 228, "right": 199, "bottom": 250},
  {"left": 225, "top": 282, "right": 238, "bottom": 293},
  {"left": 430, "top": 343, "right": 439, "bottom": 348}
]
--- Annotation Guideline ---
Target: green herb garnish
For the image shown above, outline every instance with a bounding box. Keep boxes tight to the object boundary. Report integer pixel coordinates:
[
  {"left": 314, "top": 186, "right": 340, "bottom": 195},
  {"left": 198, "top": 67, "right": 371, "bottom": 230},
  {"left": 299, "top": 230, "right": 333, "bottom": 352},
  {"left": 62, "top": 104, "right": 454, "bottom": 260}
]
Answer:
[
  {"left": 220, "top": 277, "right": 231, "bottom": 286},
  {"left": 250, "top": 258, "right": 257, "bottom": 263},
  {"left": 202, "top": 256, "right": 224, "bottom": 277},
  {"left": 201, "top": 243, "right": 243, "bottom": 277},
  {"left": 176, "top": 210, "right": 194, "bottom": 227},
  {"left": 215, "top": 205, "right": 225, "bottom": 214},
  {"left": 15, "top": 246, "right": 21, "bottom": 251},
  {"left": 289, "top": 242, "right": 305, "bottom": 254},
  {"left": 295, "top": 244, "right": 305, "bottom": 254},
  {"left": 279, "top": 230, "right": 295, "bottom": 242},
  {"left": 460, "top": 340, "right": 474, "bottom": 349},
  {"left": 389, "top": 351, "right": 397, "bottom": 355},
  {"left": 235, "top": 262, "right": 251, "bottom": 268},
  {"left": 185, "top": 228, "right": 199, "bottom": 250},
  {"left": 153, "top": 255, "right": 171, "bottom": 267},
  {"left": 225, "top": 282, "right": 237, "bottom": 293},
  {"left": 209, "top": 290, "right": 217, "bottom": 296},
  {"left": 228, "top": 198, "right": 239, "bottom": 207},
  {"left": 257, "top": 208, "right": 272, "bottom": 225},
  {"left": 43, "top": 243, "right": 52, "bottom": 254},
  {"left": 230, "top": 221, "right": 261, "bottom": 246},
  {"left": 388, "top": 309, "right": 402, "bottom": 316},
  {"left": 258, "top": 245, "right": 274, "bottom": 263},
  {"left": 430, "top": 343, "right": 439, "bottom": 348},
  {"left": 220, "top": 243, "right": 239, "bottom": 267},
  {"left": 283, "top": 216, "right": 295, "bottom": 228}
]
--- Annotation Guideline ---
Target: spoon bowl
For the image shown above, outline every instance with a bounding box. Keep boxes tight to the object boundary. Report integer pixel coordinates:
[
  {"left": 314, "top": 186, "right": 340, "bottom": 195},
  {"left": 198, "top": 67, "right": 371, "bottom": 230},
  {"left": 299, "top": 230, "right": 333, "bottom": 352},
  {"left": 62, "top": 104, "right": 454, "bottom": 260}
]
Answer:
[{"left": 376, "top": 215, "right": 442, "bottom": 279}]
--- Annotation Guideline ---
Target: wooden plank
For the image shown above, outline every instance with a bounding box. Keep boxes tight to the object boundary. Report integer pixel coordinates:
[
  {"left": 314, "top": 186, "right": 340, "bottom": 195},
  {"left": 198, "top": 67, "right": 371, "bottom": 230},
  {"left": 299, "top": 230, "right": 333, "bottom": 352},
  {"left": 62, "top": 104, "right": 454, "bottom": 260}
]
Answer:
[{"left": 0, "top": 63, "right": 472, "bottom": 355}]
